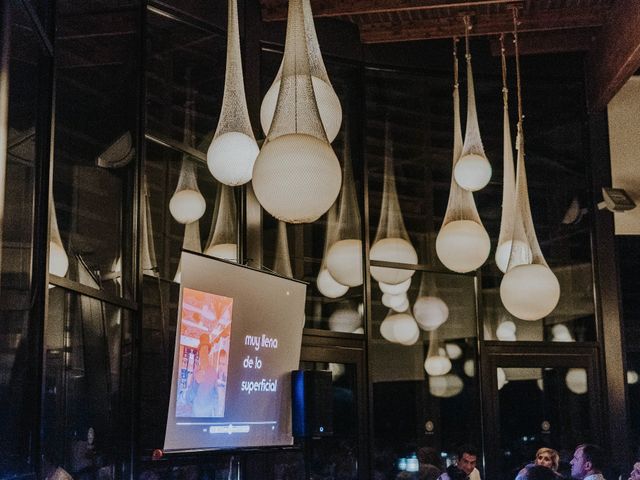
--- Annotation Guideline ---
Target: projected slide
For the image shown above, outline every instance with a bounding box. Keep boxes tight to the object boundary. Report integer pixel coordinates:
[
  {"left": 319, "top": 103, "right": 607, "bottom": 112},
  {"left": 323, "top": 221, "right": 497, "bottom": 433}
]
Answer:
[{"left": 175, "top": 288, "right": 232, "bottom": 418}]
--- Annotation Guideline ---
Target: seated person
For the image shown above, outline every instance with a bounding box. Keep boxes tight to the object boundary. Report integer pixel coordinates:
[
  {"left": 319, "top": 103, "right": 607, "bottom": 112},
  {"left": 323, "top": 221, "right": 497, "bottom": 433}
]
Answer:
[
  {"left": 417, "top": 447, "right": 443, "bottom": 480},
  {"left": 438, "top": 445, "right": 480, "bottom": 480},
  {"left": 516, "top": 448, "right": 563, "bottom": 480}
]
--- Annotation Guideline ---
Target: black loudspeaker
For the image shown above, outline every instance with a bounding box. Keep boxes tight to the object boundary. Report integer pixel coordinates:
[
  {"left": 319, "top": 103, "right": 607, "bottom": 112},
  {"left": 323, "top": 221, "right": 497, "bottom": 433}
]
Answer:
[{"left": 291, "top": 370, "right": 333, "bottom": 437}]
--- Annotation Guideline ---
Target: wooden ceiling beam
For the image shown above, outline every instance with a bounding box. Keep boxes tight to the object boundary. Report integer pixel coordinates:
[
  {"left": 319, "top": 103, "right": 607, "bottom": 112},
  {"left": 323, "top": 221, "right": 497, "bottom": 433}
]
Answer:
[
  {"left": 489, "top": 29, "right": 596, "bottom": 56},
  {"left": 357, "top": 7, "right": 604, "bottom": 43},
  {"left": 586, "top": 0, "right": 640, "bottom": 112},
  {"left": 260, "top": 0, "right": 521, "bottom": 21}
]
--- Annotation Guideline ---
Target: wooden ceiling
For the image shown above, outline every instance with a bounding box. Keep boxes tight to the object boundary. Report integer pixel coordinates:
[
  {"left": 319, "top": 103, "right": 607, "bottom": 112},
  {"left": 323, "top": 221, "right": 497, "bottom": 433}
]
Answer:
[{"left": 259, "top": 0, "right": 640, "bottom": 111}]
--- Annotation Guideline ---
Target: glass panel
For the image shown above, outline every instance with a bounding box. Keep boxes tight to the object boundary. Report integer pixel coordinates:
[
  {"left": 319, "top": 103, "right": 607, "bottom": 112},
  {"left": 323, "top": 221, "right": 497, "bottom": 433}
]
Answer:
[
  {"left": 52, "top": 2, "right": 140, "bottom": 298},
  {"left": 0, "top": 5, "right": 40, "bottom": 477},
  {"left": 497, "top": 366, "right": 592, "bottom": 480},
  {"left": 43, "top": 288, "right": 132, "bottom": 480},
  {"left": 371, "top": 270, "right": 480, "bottom": 479}
]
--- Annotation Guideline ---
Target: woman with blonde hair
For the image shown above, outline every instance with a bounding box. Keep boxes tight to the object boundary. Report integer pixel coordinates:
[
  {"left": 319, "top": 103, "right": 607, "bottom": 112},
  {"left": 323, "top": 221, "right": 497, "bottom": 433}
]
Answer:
[{"left": 515, "top": 448, "right": 562, "bottom": 480}]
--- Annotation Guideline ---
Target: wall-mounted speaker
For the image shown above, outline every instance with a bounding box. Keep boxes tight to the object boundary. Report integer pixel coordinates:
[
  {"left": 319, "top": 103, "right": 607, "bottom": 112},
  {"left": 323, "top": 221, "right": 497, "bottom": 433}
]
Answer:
[{"left": 291, "top": 370, "right": 333, "bottom": 437}]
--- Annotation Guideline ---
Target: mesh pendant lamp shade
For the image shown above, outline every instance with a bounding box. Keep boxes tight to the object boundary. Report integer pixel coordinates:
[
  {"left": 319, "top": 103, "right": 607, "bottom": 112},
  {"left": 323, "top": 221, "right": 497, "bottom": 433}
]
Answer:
[
  {"left": 204, "top": 185, "right": 238, "bottom": 262},
  {"left": 260, "top": 0, "right": 342, "bottom": 142},
  {"left": 49, "top": 197, "right": 69, "bottom": 278},
  {"left": 170, "top": 91, "right": 206, "bottom": 224},
  {"left": 174, "top": 220, "right": 202, "bottom": 283},
  {"left": 413, "top": 272, "right": 449, "bottom": 331},
  {"left": 436, "top": 42, "right": 490, "bottom": 273},
  {"left": 141, "top": 177, "right": 158, "bottom": 277},
  {"left": 326, "top": 125, "right": 363, "bottom": 287},
  {"left": 499, "top": 17, "right": 560, "bottom": 321},
  {"left": 273, "top": 221, "right": 293, "bottom": 277},
  {"left": 454, "top": 23, "right": 491, "bottom": 192},
  {"left": 317, "top": 203, "right": 349, "bottom": 298},
  {"left": 252, "top": 0, "right": 341, "bottom": 224},
  {"left": 370, "top": 123, "right": 417, "bottom": 285},
  {"left": 495, "top": 37, "right": 532, "bottom": 273},
  {"left": 207, "top": 0, "right": 259, "bottom": 186}
]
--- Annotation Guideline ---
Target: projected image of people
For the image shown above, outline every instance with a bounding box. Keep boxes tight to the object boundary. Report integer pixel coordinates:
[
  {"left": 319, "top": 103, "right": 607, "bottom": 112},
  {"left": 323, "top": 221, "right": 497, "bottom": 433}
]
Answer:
[{"left": 176, "top": 288, "right": 233, "bottom": 418}]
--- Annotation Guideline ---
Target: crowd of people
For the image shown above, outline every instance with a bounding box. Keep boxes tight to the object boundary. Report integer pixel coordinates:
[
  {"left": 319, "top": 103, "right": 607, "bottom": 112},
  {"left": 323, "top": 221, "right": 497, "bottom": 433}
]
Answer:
[{"left": 401, "top": 444, "right": 640, "bottom": 480}]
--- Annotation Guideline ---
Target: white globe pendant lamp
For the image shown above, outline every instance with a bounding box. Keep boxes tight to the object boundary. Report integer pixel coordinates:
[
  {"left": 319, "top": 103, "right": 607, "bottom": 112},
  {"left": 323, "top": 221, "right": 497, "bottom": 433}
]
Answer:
[
  {"left": 326, "top": 123, "right": 363, "bottom": 287},
  {"left": 424, "top": 330, "right": 452, "bottom": 376},
  {"left": 565, "top": 368, "right": 587, "bottom": 394},
  {"left": 497, "top": 367, "right": 508, "bottom": 390},
  {"left": 370, "top": 122, "right": 417, "bottom": 285},
  {"left": 170, "top": 86, "right": 206, "bottom": 225},
  {"left": 207, "top": 0, "right": 259, "bottom": 186},
  {"left": 252, "top": 0, "right": 341, "bottom": 223},
  {"left": 496, "top": 319, "right": 517, "bottom": 341},
  {"left": 49, "top": 198, "right": 69, "bottom": 278},
  {"left": 436, "top": 39, "right": 490, "bottom": 274},
  {"left": 174, "top": 220, "right": 202, "bottom": 284},
  {"left": 453, "top": 18, "right": 491, "bottom": 192},
  {"left": 499, "top": 13, "right": 560, "bottom": 321},
  {"left": 204, "top": 185, "right": 238, "bottom": 262},
  {"left": 379, "top": 278, "right": 411, "bottom": 295},
  {"left": 445, "top": 343, "right": 463, "bottom": 360},
  {"left": 413, "top": 271, "right": 449, "bottom": 331},
  {"left": 317, "top": 203, "right": 349, "bottom": 298},
  {"left": 260, "top": 0, "right": 342, "bottom": 142},
  {"left": 379, "top": 310, "right": 420, "bottom": 345},
  {"left": 329, "top": 304, "right": 362, "bottom": 333},
  {"left": 429, "top": 374, "right": 464, "bottom": 398}
]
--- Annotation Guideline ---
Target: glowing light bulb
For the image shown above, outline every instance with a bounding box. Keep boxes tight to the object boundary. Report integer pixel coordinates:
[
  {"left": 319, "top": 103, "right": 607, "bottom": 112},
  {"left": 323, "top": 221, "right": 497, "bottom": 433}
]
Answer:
[
  {"left": 500, "top": 264, "right": 560, "bottom": 321},
  {"left": 436, "top": 220, "right": 490, "bottom": 273},
  {"left": 169, "top": 189, "right": 206, "bottom": 224},
  {"left": 453, "top": 153, "right": 492, "bottom": 192},
  {"left": 207, "top": 131, "right": 259, "bottom": 186}
]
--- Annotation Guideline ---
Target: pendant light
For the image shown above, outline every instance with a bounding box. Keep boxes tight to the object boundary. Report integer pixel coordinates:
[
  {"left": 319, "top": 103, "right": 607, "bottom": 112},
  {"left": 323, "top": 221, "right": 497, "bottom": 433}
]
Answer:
[
  {"left": 379, "top": 278, "right": 411, "bottom": 295},
  {"left": 413, "top": 272, "right": 449, "bottom": 331},
  {"left": 207, "top": 0, "right": 259, "bottom": 186},
  {"left": 379, "top": 310, "right": 420, "bottom": 345},
  {"left": 436, "top": 38, "right": 490, "bottom": 273},
  {"left": 326, "top": 119, "right": 363, "bottom": 287},
  {"left": 495, "top": 34, "right": 532, "bottom": 273},
  {"left": 429, "top": 374, "right": 464, "bottom": 398},
  {"left": 174, "top": 220, "right": 202, "bottom": 283},
  {"left": 381, "top": 292, "right": 410, "bottom": 313},
  {"left": 329, "top": 303, "right": 362, "bottom": 333},
  {"left": 370, "top": 121, "right": 418, "bottom": 284},
  {"left": 252, "top": 0, "right": 341, "bottom": 224},
  {"left": 273, "top": 220, "right": 293, "bottom": 277},
  {"left": 204, "top": 184, "right": 238, "bottom": 262},
  {"left": 260, "top": 0, "right": 342, "bottom": 142},
  {"left": 565, "top": 368, "right": 587, "bottom": 394},
  {"left": 49, "top": 196, "right": 69, "bottom": 278},
  {"left": 496, "top": 318, "right": 517, "bottom": 341},
  {"left": 424, "top": 330, "right": 452, "bottom": 376},
  {"left": 142, "top": 176, "right": 158, "bottom": 277},
  {"left": 499, "top": 10, "right": 560, "bottom": 321},
  {"left": 317, "top": 203, "right": 349, "bottom": 298},
  {"left": 453, "top": 17, "right": 491, "bottom": 192},
  {"left": 169, "top": 87, "right": 206, "bottom": 224}
]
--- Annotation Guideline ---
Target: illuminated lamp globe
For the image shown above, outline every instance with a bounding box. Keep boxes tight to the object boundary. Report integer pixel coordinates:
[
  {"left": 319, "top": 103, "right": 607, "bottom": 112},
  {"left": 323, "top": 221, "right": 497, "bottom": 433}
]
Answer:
[
  {"left": 49, "top": 241, "right": 69, "bottom": 277},
  {"left": 497, "top": 367, "right": 508, "bottom": 390},
  {"left": 205, "top": 243, "right": 237, "bottom": 262},
  {"left": 537, "top": 379, "right": 544, "bottom": 391},
  {"left": 207, "top": 131, "right": 259, "bottom": 186},
  {"left": 399, "top": 327, "right": 420, "bottom": 346},
  {"left": 463, "top": 359, "right": 475, "bottom": 377},
  {"left": 413, "top": 296, "right": 449, "bottom": 331},
  {"left": 565, "top": 368, "right": 587, "bottom": 394},
  {"left": 328, "top": 362, "right": 345, "bottom": 379},
  {"left": 381, "top": 292, "right": 407, "bottom": 310},
  {"left": 252, "top": 133, "right": 341, "bottom": 223},
  {"left": 424, "top": 355, "right": 452, "bottom": 376},
  {"left": 429, "top": 374, "right": 464, "bottom": 398},
  {"left": 627, "top": 370, "right": 639, "bottom": 385},
  {"left": 317, "top": 268, "right": 348, "bottom": 298},
  {"left": 370, "top": 238, "right": 418, "bottom": 284},
  {"left": 453, "top": 153, "right": 492, "bottom": 192},
  {"left": 352, "top": 327, "right": 364, "bottom": 334},
  {"left": 436, "top": 220, "right": 490, "bottom": 273},
  {"left": 326, "top": 239, "right": 363, "bottom": 287},
  {"left": 496, "top": 320, "right": 517, "bottom": 341},
  {"left": 380, "top": 313, "right": 419, "bottom": 344},
  {"left": 551, "top": 324, "right": 573, "bottom": 342},
  {"left": 445, "top": 343, "right": 463, "bottom": 360},
  {"left": 379, "top": 278, "right": 411, "bottom": 295},
  {"left": 392, "top": 297, "right": 410, "bottom": 313},
  {"left": 328, "top": 308, "right": 361, "bottom": 333},
  {"left": 169, "top": 189, "right": 206, "bottom": 224},
  {"left": 495, "top": 239, "right": 533, "bottom": 273},
  {"left": 260, "top": 76, "right": 342, "bottom": 142},
  {"left": 500, "top": 264, "right": 560, "bottom": 321}
]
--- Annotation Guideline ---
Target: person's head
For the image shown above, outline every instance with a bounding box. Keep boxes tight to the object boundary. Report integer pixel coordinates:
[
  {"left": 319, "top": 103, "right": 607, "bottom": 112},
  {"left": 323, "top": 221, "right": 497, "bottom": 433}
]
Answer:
[
  {"left": 457, "top": 445, "right": 478, "bottom": 476},
  {"left": 570, "top": 444, "right": 605, "bottom": 479},
  {"left": 417, "top": 446, "right": 442, "bottom": 470},
  {"left": 535, "top": 448, "right": 560, "bottom": 471},
  {"left": 526, "top": 465, "right": 557, "bottom": 480}
]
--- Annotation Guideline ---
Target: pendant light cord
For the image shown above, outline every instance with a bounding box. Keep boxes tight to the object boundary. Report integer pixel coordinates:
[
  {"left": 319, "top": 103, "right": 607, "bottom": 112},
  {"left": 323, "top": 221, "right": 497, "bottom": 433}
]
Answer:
[
  {"left": 463, "top": 15, "right": 471, "bottom": 61},
  {"left": 453, "top": 37, "right": 459, "bottom": 87},
  {"left": 512, "top": 8, "right": 524, "bottom": 146},
  {"left": 500, "top": 34, "right": 508, "bottom": 107}
]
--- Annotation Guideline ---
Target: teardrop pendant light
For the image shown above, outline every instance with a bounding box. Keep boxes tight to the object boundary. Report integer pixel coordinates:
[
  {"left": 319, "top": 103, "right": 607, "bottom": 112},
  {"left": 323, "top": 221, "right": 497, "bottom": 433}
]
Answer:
[
  {"left": 326, "top": 120, "right": 363, "bottom": 287},
  {"left": 174, "top": 220, "right": 202, "bottom": 283},
  {"left": 436, "top": 39, "right": 490, "bottom": 273},
  {"left": 252, "top": 0, "right": 342, "bottom": 224},
  {"left": 273, "top": 220, "right": 293, "bottom": 277},
  {"left": 49, "top": 196, "right": 69, "bottom": 278},
  {"left": 453, "top": 17, "right": 492, "bottom": 192},
  {"left": 204, "top": 184, "right": 238, "bottom": 262},
  {"left": 499, "top": 10, "right": 560, "bottom": 321},
  {"left": 260, "top": 0, "right": 342, "bottom": 142},
  {"left": 380, "top": 309, "right": 420, "bottom": 346},
  {"left": 495, "top": 35, "right": 532, "bottom": 274},
  {"left": 413, "top": 272, "right": 449, "bottom": 331},
  {"left": 169, "top": 87, "right": 206, "bottom": 224},
  {"left": 317, "top": 202, "right": 349, "bottom": 298},
  {"left": 370, "top": 121, "right": 418, "bottom": 285},
  {"left": 207, "top": 0, "right": 259, "bottom": 186},
  {"left": 424, "top": 330, "right": 452, "bottom": 376}
]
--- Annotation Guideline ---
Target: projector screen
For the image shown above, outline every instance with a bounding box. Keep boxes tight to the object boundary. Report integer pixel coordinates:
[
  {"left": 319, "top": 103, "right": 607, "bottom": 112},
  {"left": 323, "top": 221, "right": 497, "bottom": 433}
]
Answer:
[{"left": 163, "top": 251, "right": 306, "bottom": 452}]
